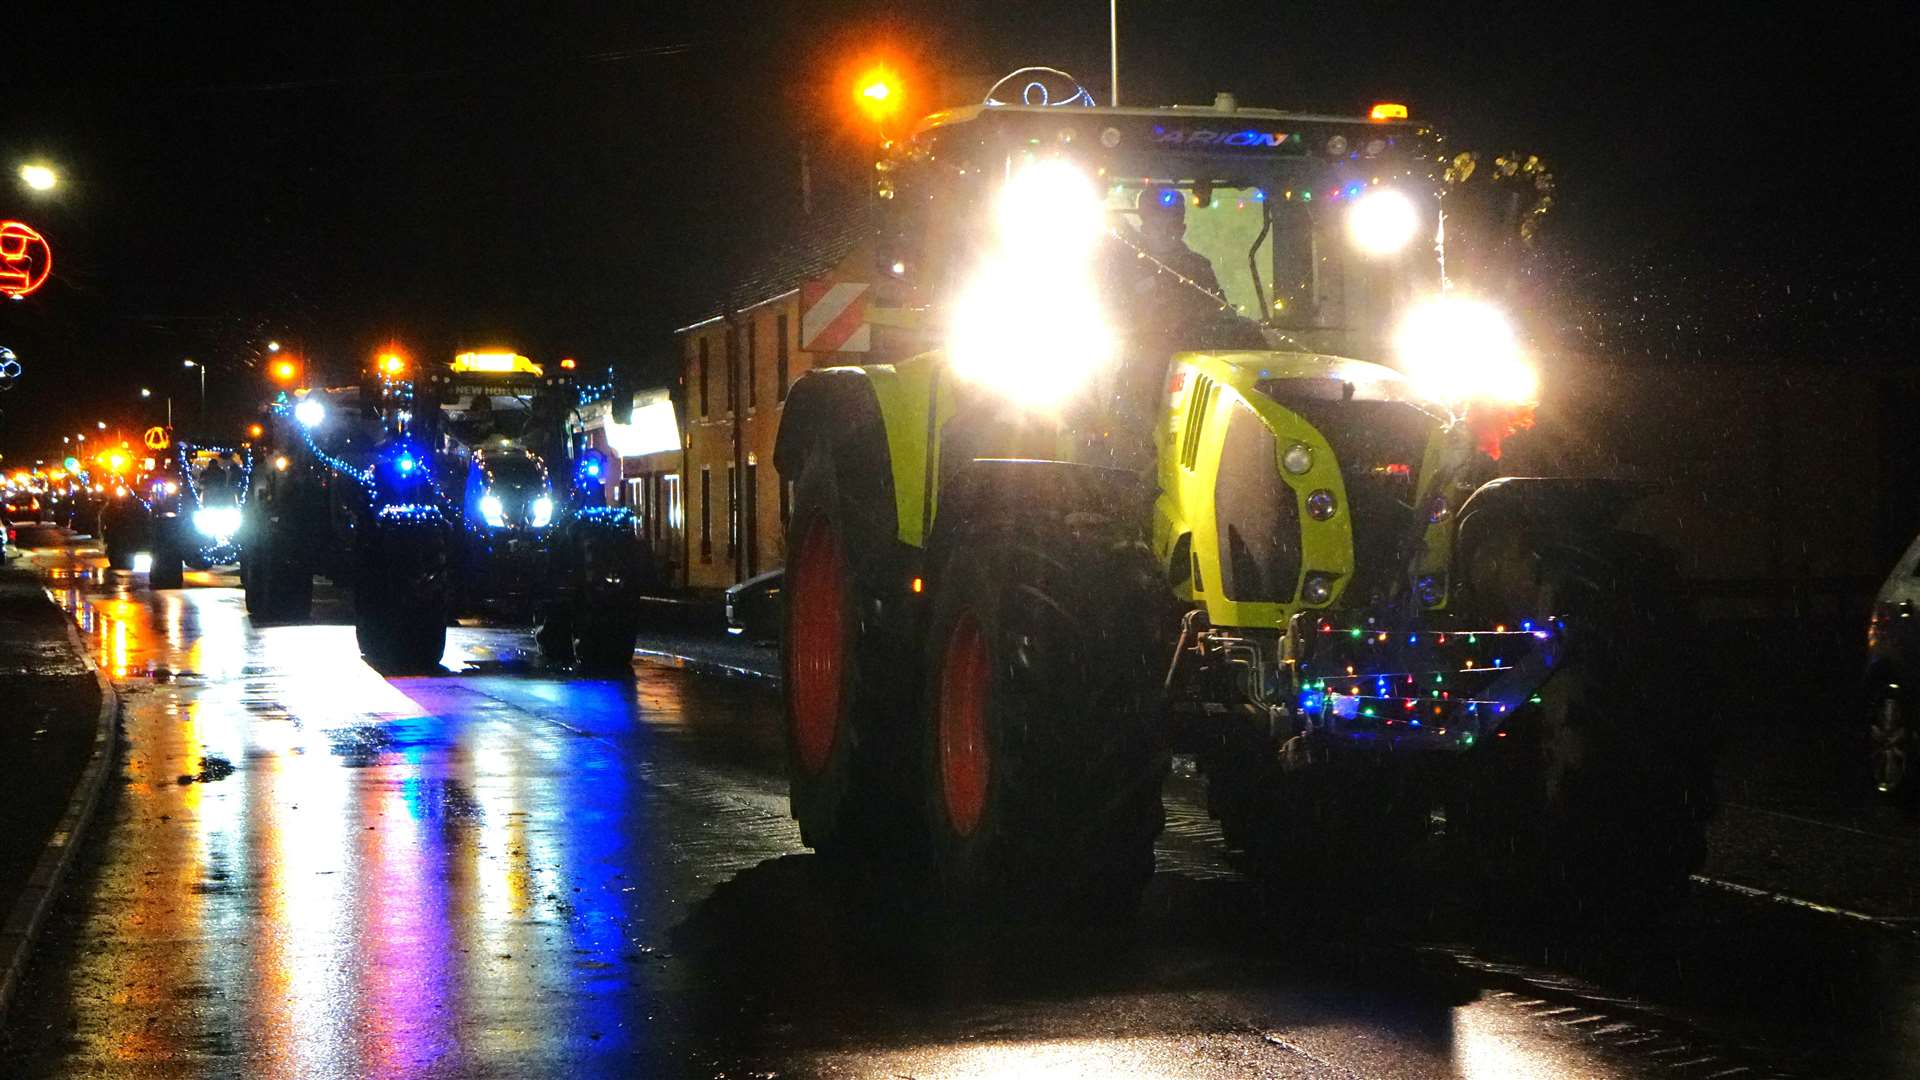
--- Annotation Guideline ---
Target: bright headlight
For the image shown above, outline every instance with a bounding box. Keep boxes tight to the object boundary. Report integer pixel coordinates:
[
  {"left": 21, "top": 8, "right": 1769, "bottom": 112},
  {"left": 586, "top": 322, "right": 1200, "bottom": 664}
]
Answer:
[
  {"left": 994, "top": 158, "right": 1106, "bottom": 256},
  {"left": 949, "top": 274, "right": 1115, "bottom": 410},
  {"left": 479, "top": 493, "right": 507, "bottom": 528},
  {"left": 293, "top": 398, "right": 326, "bottom": 428},
  {"left": 947, "top": 160, "right": 1116, "bottom": 410},
  {"left": 192, "top": 506, "right": 241, "bottom": 541},
  {"left": 1347, "top": 188, "right": 1421, "bottom": 257},
  {"left": 530, "top": 495, "right": 554, "bottom": 528},
  {"left": 1392, "top": 296, "right": 1539, "bottom": 407}
]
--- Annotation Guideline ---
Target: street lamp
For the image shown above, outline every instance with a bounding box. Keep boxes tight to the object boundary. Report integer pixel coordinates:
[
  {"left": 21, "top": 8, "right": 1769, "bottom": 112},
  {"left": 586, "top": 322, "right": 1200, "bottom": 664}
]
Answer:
[
  {"left": 18, "top": 163, "right": 57, "bottom": 193},
  {"left": 140, "top": 387, "right": 151, "bottom": 398},
  {"left": 183, "top": 358, "right": 206, "bottom": 413},
  {"left": 95, "top": 420, "right": 106, "bottom": 430},
  {"left": 267, "top": 341, "right": 281, "bottom": 353}
]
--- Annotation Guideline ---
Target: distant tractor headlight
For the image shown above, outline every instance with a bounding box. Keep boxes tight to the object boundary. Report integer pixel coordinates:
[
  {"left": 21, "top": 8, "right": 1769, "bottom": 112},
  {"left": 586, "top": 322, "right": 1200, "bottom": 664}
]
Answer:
[
  {"left": 192, "top": 507, "right": 241, "bottom": 541},
  {"left": 530, "top": 495, "right": 554, "bottom": 528},
  {"left": 293, "top": 399, "right": 326, "bottom": 428},
  {"left": 1281, "top": 443, "right": 1313, "bottom": 476},
  {"left": 1301, "top": 572, "right": 1336, "bottom": 605},
  {"left": 1347, "top": 188, "right": 1421, "bottom": 257},
  {"left": 479, "top": 493, "right": 508, "bottom": 528},
  {"left": 1393, "top": 295, "right": 1539, "bottom": 407}
]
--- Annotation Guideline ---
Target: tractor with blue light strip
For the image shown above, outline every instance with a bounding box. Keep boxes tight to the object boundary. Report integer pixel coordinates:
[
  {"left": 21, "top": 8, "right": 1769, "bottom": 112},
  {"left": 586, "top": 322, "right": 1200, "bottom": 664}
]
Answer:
[
  {"left": 248, "top": 349, "right": 650, "bottom": 672},
  {"left": 98, "top": 440, "right": 251, "bottom": 589},
  {"left": 772, "top": 75, "right": 1714, "bottom": 919}
]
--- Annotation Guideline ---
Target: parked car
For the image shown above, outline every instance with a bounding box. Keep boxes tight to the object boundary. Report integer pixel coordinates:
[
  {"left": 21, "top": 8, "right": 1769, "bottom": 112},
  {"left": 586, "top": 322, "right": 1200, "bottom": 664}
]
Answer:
[
  {"left": 1865, "top": 533, "right": 1920, "bottom": 800},
  {"left": 724, "top": 567, "right": 782, "bottom": 643}
]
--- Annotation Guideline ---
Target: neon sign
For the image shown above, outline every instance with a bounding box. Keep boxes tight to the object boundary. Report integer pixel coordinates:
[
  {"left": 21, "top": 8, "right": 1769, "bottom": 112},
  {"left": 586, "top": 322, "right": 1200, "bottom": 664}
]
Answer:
[{"left": 0, "top": 221, "right": 52, "bottom": 299}]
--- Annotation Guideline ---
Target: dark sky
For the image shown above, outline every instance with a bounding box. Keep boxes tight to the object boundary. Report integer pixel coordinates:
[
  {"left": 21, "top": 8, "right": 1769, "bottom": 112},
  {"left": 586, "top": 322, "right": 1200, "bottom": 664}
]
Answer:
[{"left": 1, "top": 0, "right": 1910, "bottom": 458}]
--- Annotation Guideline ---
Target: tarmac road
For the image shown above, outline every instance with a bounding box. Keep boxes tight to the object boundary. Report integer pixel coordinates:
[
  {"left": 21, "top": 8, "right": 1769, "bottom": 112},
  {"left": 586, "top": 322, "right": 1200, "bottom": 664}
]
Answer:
[{"left": 1, "top": 532, "right": 1916, "bottom": 1078}]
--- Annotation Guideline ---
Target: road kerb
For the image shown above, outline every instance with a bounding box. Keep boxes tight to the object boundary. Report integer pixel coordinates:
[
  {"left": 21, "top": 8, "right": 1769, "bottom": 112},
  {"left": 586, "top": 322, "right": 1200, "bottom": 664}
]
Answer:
[{"left": 0, "top": 593, "right": 121, "bottom": 1019}]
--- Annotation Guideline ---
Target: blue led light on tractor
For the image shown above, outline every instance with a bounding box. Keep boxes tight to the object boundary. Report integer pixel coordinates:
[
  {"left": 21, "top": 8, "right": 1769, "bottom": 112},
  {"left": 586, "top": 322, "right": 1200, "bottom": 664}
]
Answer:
[
  {"left": 1158, "top": 188, "right": 1181, "bottom": 207},
  {"left": 397, "top": 453, "right": 416, "bottom": 475}
]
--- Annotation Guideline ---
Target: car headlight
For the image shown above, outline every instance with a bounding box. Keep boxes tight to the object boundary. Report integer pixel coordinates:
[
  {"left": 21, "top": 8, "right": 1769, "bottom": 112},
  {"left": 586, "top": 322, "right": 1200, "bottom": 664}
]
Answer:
[
  {"left": 1392, "top": 296, "right": 1539, "bottom": 407},
  {"left": 947, "top": 160, "right": 1115, "bottom": 411},
  {"left": 1347, "top": 188, "right": 1421, "bottom": 257},
  {"left": 192, "top": 506, "right": 241, "bottom": 541},
  {"left": 479, "top": 493, "right": 507, "bottom": 528},
  {"left": 530, "top": 495, "right": 554, "bottom": 528}
]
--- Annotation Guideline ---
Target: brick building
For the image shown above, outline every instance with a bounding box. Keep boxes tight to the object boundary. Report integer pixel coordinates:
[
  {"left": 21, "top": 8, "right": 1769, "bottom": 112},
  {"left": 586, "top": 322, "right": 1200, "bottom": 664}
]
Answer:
[{"left": 643, "top": 203, "right": 876, "bottom": 593}]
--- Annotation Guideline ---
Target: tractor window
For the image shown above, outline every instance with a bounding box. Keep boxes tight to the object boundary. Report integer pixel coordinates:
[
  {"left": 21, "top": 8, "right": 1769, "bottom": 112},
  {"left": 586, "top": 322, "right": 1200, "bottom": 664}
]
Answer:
[{"left": 1106, "top": 185, "right": 1270, "bottom": 319}]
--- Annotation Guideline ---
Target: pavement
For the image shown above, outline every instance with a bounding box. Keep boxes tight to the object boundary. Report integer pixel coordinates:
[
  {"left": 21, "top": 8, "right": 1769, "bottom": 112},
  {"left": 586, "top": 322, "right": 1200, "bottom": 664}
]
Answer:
[
  {"left": 1, "top": 531, "right": 1918, "bottom": 1077},
  {"left": 0, "top": 533, "right": 114, "bottom": 1017}
]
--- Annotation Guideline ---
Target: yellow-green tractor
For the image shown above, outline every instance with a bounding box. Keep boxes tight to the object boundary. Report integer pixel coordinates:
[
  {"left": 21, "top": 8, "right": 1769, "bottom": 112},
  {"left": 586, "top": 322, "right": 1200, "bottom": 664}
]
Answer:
[{"left": 776, "top": 90, "right": 1712, "bottom": 916}]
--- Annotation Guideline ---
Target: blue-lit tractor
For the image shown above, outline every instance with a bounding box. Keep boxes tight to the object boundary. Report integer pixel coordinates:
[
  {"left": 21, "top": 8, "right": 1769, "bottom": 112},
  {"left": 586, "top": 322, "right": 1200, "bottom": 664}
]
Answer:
[
  {"left": 255, "top": 353, "right": 650, "bottom": 672},
  {"left": 100, "top": 443, "right": 250, "bottom": 588}
]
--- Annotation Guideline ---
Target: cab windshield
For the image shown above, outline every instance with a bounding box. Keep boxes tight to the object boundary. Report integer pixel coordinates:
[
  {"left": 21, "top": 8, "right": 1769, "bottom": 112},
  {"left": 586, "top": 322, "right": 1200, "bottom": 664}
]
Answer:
[{"left": 1101, "top": 178, "right": 1432, "bottom": 361}]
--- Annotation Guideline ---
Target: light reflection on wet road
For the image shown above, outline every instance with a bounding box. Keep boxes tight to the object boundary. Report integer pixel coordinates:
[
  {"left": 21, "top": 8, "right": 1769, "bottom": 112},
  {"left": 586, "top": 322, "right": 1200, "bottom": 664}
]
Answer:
[{"left": 3, "top": 539, "right": 1914, "bottom": 1077}]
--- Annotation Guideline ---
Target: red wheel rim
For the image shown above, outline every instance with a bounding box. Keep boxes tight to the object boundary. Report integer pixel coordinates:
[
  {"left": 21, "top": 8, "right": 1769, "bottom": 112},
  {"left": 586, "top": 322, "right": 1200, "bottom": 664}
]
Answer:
[
  {"left": 787, "top": 518, "right": 846, "bottom": 775},
  {"left": 937, "top": 610, "right": 991, "bottom": 837}
]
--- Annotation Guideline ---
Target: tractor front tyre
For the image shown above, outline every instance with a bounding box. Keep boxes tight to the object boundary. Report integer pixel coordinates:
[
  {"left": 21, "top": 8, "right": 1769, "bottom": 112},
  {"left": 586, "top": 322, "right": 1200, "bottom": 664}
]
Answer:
[
  {"left": 1459, "top": 527, "right": 1714, "bottom": 920},
  {"left": 148, "top": 526, "right": 185, "bottom": 590},
  {"left": 781, "top": 445, "right": 912, "bottom": 864},
  {"left": 104, "top": 533, "right": 134, "bottom": 571},
  {"left": 918, "top": 506, "right": 1169, "bottom": 918},
  {"left": 353, "top": 518, "right": 449, "bottom": 673}
]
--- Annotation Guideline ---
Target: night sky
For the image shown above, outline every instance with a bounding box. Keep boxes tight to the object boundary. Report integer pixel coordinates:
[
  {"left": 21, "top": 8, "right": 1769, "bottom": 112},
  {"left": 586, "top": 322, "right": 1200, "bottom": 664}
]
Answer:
[{"left": 1, "top": 0, "right": 1910, "bottom": 459}]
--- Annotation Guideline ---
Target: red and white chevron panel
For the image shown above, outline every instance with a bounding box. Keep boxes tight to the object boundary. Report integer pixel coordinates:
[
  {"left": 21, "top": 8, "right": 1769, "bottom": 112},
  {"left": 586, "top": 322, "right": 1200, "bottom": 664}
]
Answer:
[{"left": 799, "top": 279, "right": 871, "bottom": 353}]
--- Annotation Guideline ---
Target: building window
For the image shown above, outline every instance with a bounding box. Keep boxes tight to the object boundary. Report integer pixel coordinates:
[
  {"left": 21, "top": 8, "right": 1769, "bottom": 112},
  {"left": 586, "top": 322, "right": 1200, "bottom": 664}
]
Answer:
[
  {"left": 727, "top": 464, "right": 738, "bottom": 558},
  {"left": 746, "top": 318, "right": 758, "bottom": 409},
  {"left": 663, "top": 472, "right": 681, "bottom": 531},
  {"left": 725, "top": 327, "right": 738, "bottom": 414},
  {"left": 776, "top": 312, "right": 790, "bottom": 401},
  {"left": 698, "top": 338, "right": 710, "bottom": 418},
  {"left": 745, "top": 462, "right": 759, "bottom": 577},
  {"left": 699, "top": 467, "right": 712, "bottom": 562}
]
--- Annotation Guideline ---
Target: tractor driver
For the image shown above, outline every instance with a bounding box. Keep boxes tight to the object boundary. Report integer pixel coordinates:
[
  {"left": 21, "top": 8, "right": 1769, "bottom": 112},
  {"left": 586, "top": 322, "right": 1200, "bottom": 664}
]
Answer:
[{"left": 1134, "top": 186, "right": 1222, "bottom": 298}]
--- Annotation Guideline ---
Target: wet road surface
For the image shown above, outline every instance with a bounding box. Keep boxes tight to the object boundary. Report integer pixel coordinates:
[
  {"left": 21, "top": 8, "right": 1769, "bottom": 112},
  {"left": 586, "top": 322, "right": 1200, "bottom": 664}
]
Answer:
[{"left": 3, "top": 536, "right": 1918, "bottom": 1078}]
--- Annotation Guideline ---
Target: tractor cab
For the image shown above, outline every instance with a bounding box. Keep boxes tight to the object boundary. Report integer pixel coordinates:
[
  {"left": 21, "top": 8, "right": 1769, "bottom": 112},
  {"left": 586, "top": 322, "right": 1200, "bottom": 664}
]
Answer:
[{"left": 877, "top": 99, "right": 1547, "bottom": 418}]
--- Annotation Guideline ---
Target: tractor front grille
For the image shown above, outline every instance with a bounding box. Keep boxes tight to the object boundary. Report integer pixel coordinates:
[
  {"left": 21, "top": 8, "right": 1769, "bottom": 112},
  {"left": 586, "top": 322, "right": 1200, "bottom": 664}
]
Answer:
[
  {"left": 1254, "top": 384, "right": 1436, "bottom": 605},
  {"left": 1213, "top": 401, "right": 1301, "bottom": 604}
]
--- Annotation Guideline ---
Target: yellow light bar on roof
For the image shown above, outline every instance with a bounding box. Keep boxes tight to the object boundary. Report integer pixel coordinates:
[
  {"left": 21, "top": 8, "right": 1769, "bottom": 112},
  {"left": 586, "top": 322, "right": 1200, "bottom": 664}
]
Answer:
[
  {"left": 452, "top": 351, "right": 543, "bottom": 375},
  {"left": 1369, "top": 102, "right": 1409, "bottom": 121}
]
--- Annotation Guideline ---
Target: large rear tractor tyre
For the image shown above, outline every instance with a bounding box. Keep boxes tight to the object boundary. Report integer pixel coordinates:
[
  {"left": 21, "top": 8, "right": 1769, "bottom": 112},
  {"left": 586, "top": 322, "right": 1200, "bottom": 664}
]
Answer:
[
  {"left": 918, "top": 504, "right": 1169, "bottom": 919},
  {"left": 353, "top": 517, "right": 449, "bottom": 673},
  {"left": 781, "top": 444, "right": 914, "bottom": 864},
  {"left": 242, "top": 509, "right": 313, "bottom": 622},
  {"left": 570, "top": 526, "right": 645, "bottom": 674},
  {"left": 1458, "top": 527, "right": 1713, "bottom": 921}
]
